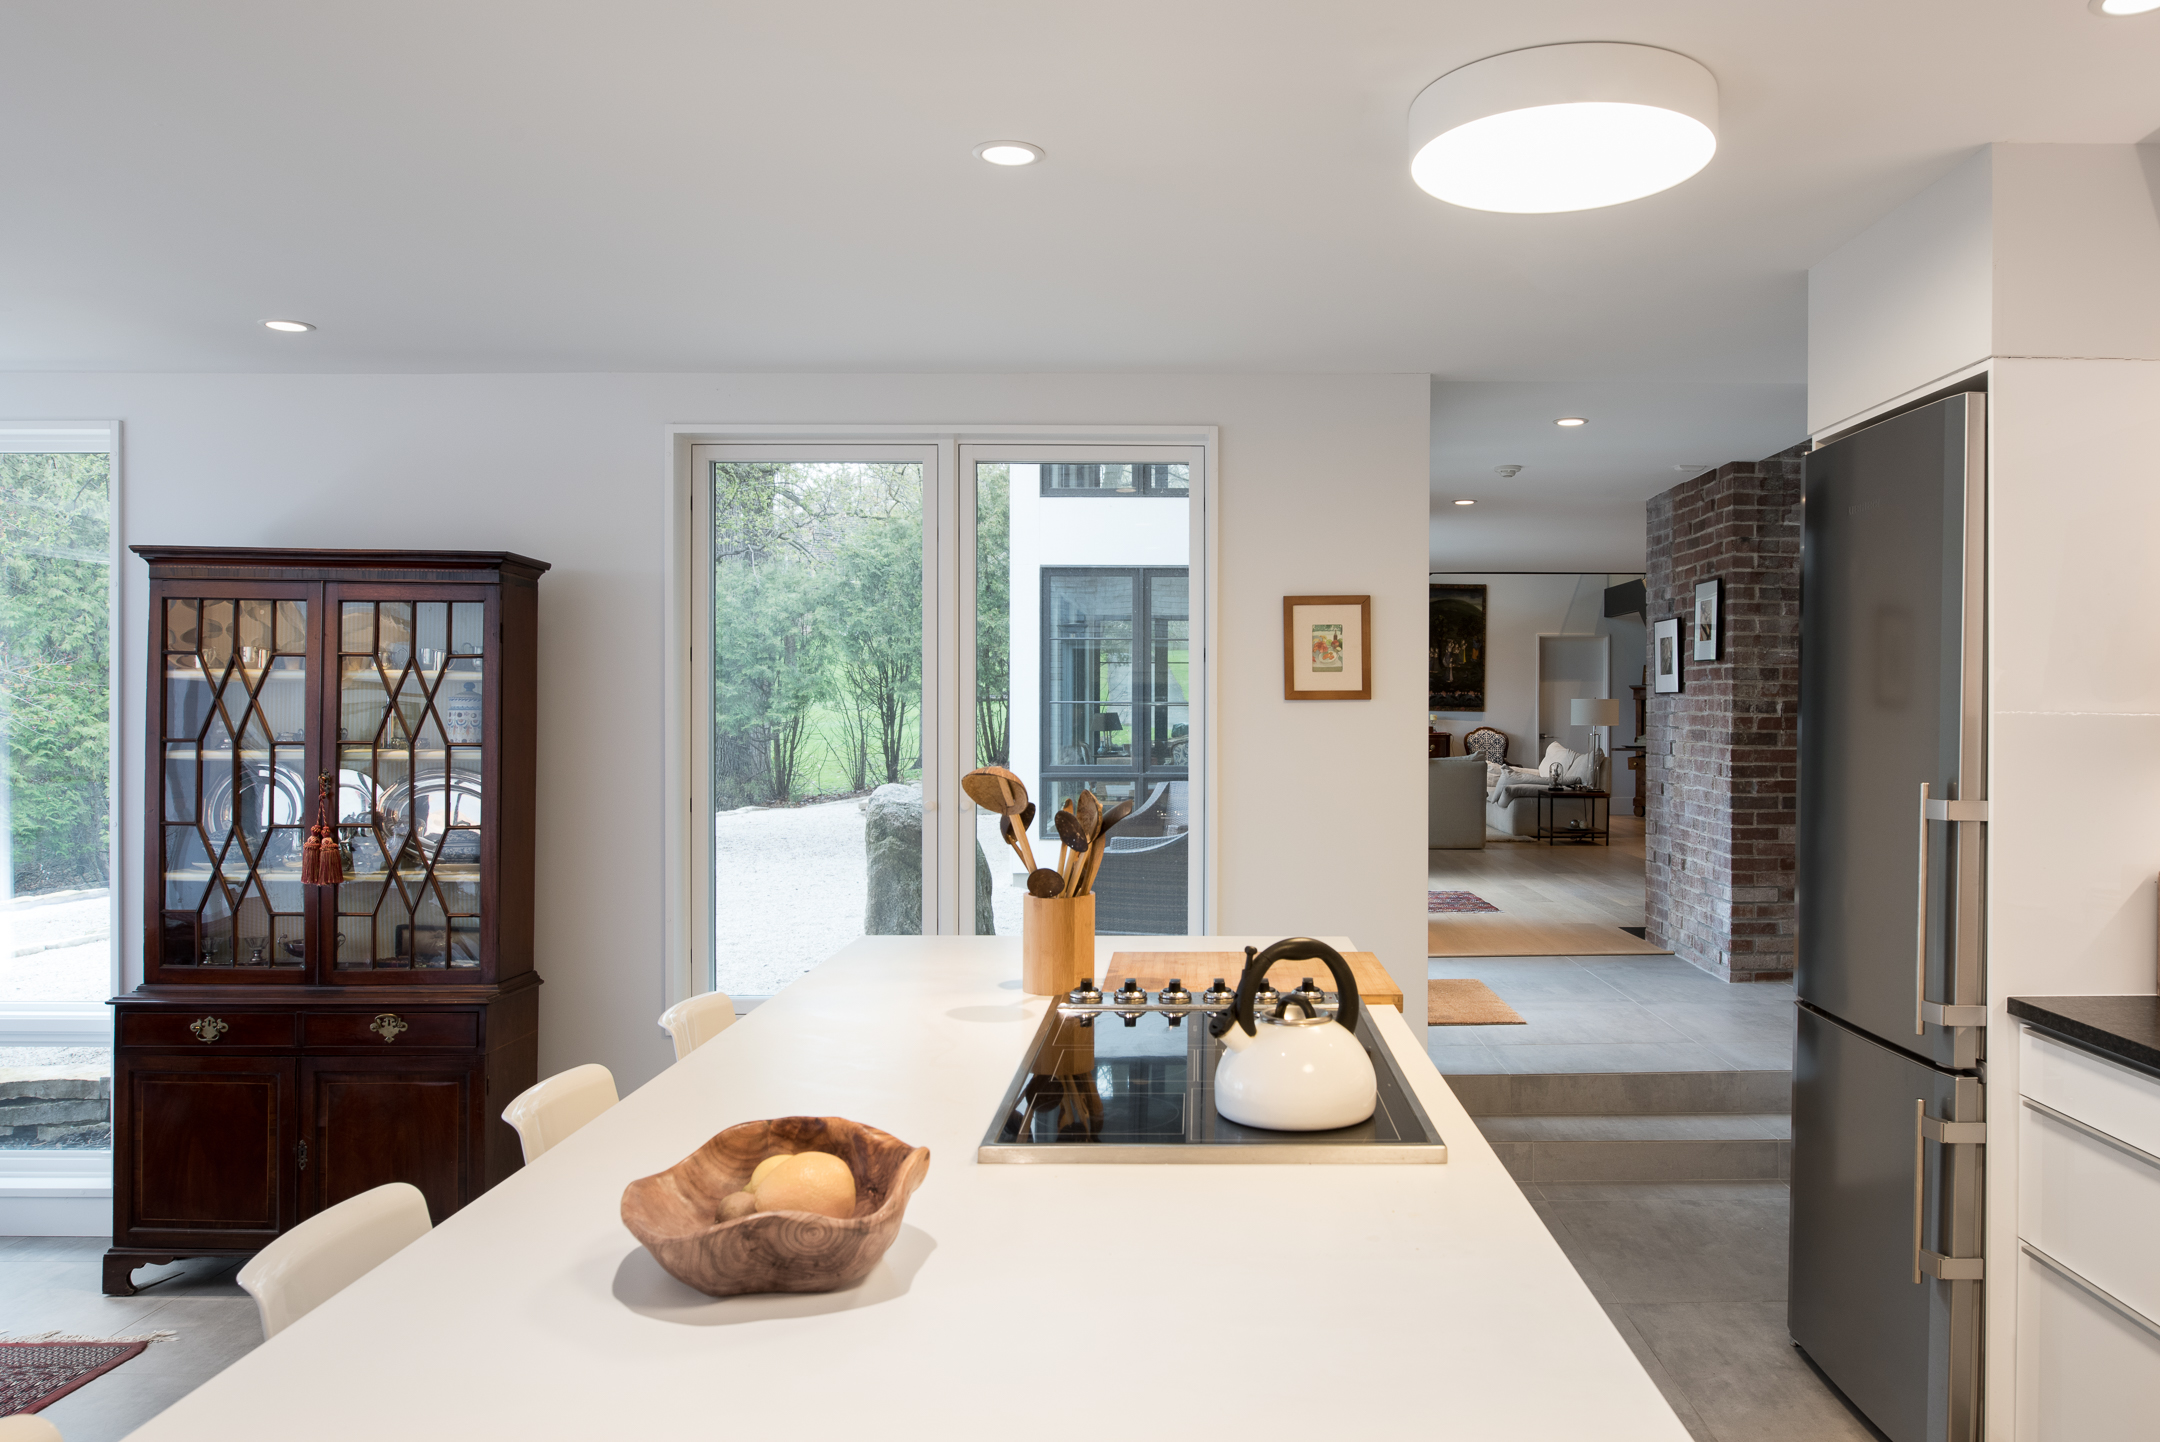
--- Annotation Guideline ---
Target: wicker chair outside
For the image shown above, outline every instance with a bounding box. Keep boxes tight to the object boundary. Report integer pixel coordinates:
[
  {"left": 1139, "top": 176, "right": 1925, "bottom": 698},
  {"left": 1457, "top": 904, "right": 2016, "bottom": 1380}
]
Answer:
[{"left": 1462, "top": 726, "right": 1508, "bottom": 766}]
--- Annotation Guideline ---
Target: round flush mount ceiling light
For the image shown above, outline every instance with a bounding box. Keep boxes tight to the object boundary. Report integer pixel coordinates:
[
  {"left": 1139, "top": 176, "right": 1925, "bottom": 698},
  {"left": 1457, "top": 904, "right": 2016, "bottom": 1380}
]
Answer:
[
  {"left": 1408, "top": 43, "right": 1718, "bottom": 213},
  {"left": 973, "top": 141, "right": 1043, "bottom": 166},
  {"left": 2090, "top": 0, "right": 2160, "bottom": 15},
  {"left": 263, "top": 319, "right": 315, "bottom": 333},
  {"left": 1556, "top": 416, "right": 1588, "bottom": 427}
]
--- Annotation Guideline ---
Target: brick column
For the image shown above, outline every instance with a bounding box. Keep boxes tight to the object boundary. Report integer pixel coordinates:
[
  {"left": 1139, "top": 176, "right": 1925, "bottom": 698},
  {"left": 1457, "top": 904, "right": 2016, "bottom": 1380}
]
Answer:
[{"left": 1642, "top": 447, "right": 1802, "bottom": 982}]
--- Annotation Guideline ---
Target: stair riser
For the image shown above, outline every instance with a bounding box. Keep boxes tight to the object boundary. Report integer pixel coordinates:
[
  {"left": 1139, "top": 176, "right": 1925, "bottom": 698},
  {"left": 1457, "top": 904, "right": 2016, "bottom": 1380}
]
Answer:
[
  {"left": 1492, "top": 1138, "right": 1791, "bottom": 1184},
  {"left": 1446, "top": 1069, "right": 1791, "bottom": 1117}
]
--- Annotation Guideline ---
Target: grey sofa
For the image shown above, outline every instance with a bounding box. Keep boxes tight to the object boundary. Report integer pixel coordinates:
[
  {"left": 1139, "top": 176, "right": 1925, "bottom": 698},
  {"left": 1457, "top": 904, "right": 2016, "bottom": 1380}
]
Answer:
[{"left": 1427, "top": 755, "right": 1487, "bottom": 849}]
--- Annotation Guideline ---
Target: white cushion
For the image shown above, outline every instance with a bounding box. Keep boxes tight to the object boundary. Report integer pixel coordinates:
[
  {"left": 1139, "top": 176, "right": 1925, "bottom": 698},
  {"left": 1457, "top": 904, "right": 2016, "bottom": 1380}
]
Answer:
[{"left": 1539, "top": 742, "right": 1597, "bottom": 788}]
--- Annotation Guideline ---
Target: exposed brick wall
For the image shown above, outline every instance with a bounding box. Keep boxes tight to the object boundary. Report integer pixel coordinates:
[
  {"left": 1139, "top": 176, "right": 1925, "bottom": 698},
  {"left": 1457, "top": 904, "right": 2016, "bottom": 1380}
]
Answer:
[{"left": 1643, "top": 448, "right": 1803, "bottom": 983}]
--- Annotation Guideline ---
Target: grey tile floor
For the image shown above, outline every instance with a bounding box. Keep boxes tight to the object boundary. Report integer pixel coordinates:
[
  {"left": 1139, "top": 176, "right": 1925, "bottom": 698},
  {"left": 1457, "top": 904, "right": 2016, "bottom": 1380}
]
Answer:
[
  {"left": 1428, "top": 953, "right": 1797, "bottom": 1074},
  {"left": 1523, "top": 1180, "right": 1881, "bottom": 1442},
  {"left": 0, "top": 1237, "right": 261, "bottom": 1441}
]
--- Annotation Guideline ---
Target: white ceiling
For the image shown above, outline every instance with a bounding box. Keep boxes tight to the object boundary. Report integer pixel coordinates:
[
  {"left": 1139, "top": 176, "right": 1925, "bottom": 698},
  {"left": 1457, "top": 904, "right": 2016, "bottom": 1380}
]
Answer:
[
  {"left": 3, "top": 2, "right": 2156, "bottom": 557},
  {"left": 1429, "top": 380, "right": 1805, "bottom": 572}
]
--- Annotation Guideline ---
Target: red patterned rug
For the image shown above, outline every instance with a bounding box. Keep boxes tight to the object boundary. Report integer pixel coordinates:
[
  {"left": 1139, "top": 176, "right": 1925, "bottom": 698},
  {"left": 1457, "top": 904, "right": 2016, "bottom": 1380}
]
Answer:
[
  {"left": 0, "top": 1337, "right": 155, "bottom": 1414},
  {"left": 1428, "top": 890, "right": 1498, "bottom": 914}
]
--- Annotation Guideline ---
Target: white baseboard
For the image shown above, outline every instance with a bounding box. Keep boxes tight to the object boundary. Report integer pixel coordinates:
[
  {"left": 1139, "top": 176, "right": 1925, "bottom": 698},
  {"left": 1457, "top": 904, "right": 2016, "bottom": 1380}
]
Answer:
[{"left": 0, "top": 1191, "right": 109, "bottom": 1235}]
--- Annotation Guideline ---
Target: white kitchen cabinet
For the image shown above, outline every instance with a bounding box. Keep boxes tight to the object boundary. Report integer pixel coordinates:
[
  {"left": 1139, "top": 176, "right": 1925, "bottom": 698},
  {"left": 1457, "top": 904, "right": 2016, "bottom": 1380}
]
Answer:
[{"left": 2016, "top": 1027, "right": 2160, "bottom": 1439}]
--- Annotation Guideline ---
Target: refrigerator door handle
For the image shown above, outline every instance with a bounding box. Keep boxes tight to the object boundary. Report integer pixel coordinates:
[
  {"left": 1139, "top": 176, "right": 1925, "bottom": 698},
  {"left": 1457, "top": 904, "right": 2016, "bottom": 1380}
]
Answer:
[
  {"left": 1915, "top": 784, "right": 1990, "bottom": 1035},
  {"left": 1915, "top": 784, "right": 1930, "bottom": 1036},
  {"left": 1913, "top": 1098, "right": 1988, "bottom": 1283}
]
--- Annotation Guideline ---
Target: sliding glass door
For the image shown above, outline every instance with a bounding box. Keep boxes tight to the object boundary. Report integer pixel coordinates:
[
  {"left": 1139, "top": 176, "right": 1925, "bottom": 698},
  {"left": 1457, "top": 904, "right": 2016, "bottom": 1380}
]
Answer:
[
  {"left": 965, "top": 449, "right": 1202, "bottom": 937},
  {"left": 690, "top": 440, "right": 1207, "bottom": 999},
  {"left": 693, "top": 447, "right": 934, "bottom": 999}
]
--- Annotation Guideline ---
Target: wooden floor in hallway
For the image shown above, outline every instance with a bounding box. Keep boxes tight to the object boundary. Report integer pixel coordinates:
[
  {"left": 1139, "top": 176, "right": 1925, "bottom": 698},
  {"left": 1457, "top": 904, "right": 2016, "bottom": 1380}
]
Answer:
[{"left": 1429, "top": 814, "right": 1664, "bottom": 956}]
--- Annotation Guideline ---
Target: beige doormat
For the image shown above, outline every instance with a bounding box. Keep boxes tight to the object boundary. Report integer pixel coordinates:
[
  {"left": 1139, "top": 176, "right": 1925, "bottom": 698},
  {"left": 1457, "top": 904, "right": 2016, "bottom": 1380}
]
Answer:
[
  {"left": 1428, "top": 917, "right": 1671, "bottom": 958},
  {"left": 1427, "top": 978, "right": 1527, "bottom": 1026}
]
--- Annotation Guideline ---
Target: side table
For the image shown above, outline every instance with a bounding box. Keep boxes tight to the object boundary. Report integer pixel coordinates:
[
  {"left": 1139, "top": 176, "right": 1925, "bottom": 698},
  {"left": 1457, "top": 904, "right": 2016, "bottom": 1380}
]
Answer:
[{"left": 1537, "top": 787, "right": 1611, "bottom": 845}]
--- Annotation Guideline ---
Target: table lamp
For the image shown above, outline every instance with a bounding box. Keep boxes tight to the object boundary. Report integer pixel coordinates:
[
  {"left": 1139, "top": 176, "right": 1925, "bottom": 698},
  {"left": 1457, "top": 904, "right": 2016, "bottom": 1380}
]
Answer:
[{"left": 1571, "top": 697, "right": 1621, "bottom": 786}]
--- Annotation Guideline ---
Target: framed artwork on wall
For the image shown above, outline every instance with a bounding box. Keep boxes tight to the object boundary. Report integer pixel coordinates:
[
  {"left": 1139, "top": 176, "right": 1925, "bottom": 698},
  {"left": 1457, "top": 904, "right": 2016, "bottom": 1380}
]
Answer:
[
  {"left": 1653, "top": 617, "right": 1683, "bottom": 693},
  {"left": 1428, "top": 582, "right": 1487, "bottom": 711},
  {"left": 1284, "top": 595, "right": 1372, "bottom": 700},
  {"left": 1692, "top": 578, "right": 1721, "bottom": 661}
]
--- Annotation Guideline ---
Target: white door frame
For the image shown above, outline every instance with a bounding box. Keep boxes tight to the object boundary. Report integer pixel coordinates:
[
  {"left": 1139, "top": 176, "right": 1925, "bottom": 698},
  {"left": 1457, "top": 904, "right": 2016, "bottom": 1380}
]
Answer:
[
  {"left": 1533, "top": 631, "right": 1612, "bottom": 764},
  {"left": 663, "top": 425, "right": 1218, "bottom": 1007}
]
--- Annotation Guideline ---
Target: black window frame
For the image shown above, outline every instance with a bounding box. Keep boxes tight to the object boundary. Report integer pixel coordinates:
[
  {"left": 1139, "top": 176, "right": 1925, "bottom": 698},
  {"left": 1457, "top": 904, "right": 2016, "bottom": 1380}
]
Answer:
[{"left": 1038, "top": 565, "right": 1190, "bottom": 833}]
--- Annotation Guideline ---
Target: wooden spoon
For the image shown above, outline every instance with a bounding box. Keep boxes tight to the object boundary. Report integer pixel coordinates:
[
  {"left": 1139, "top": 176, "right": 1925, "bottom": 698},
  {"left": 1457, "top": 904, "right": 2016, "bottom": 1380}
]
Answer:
[
  {"left": 1026, "top": 868, "right": 1065, "bottom": 898},
  {"left": 1077, "top": 796, "right": 1134, "bottom": 896},
  {"left": 997, "top": 801, "right": 1038, "bottom": 867},
  {"left": 963, "top": 768, "right": 1038, "bottom": 872},
  {"left": 1075, "top": 789, "right": 1101, "bottom": 842},
  {"left": 1054, "top": 807, "right": 1091, "bottom": 891}
]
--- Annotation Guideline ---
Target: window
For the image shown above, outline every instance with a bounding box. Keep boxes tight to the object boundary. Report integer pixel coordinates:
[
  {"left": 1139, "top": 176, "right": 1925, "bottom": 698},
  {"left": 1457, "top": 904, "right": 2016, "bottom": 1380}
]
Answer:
[{"left": 0, "top": 427, "right": 119, "bottom": 1160}]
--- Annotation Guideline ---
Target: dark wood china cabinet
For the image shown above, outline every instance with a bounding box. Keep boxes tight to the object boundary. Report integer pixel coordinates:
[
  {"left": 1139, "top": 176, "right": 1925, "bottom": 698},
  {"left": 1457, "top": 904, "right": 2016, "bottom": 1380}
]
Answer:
[{"left": 107, "top": 548, "right": 546, "bottom": 1295}]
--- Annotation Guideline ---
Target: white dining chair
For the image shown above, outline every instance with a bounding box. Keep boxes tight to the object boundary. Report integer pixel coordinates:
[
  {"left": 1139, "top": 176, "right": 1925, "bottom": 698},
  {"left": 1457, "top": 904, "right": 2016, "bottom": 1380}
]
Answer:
[
  {"left": 657, "top": 991, "right": 738, "bottom": 1061},
  {"left": 0, "top": 1415, "right": 66, "bottom": 1441},
  {"left": 235, "top": 1181, "right": 432, "bottom": 1340},
  {"left": 501, "top": 1063, "right": 617, "bottom": 1162}
]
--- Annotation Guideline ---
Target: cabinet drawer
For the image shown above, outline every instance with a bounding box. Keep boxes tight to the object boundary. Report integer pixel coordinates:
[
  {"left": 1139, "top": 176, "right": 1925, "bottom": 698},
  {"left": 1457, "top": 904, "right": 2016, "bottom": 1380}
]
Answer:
[
  {"left": 2021, "top": 1028, "right": 2160, "bottom": 1157},
  {"left": 119, "top": 1011, "right": 296, "bottom": 1049},
  {"left": 2020, "top": 1096, "right": 2160, "bottom": 1323},
  {"left": 2016, "top": 1246, "right": 2160, "bottom": 1439},
  {"left": 303, "top": 1011, "right": 477, "bottom": 1050}
]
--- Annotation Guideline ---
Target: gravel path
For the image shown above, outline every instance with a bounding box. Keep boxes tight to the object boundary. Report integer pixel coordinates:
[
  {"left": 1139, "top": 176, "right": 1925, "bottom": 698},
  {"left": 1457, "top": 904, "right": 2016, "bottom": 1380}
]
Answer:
[{"left": 714, "top": 799, "right": 871, "bottom": 995}]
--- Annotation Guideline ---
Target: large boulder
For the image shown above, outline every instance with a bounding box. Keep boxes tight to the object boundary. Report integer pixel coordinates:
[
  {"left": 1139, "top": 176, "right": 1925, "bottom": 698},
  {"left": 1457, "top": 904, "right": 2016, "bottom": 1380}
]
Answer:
[{"left": 864, "top": 782, "right": 993, "bottom": 935}]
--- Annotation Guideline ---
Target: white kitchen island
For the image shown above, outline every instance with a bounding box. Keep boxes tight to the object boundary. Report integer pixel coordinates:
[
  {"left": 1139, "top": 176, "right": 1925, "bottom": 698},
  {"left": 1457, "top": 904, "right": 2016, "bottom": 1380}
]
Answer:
[{"left": 126, "top": 937, "right": 1689, "bottom": 1441}]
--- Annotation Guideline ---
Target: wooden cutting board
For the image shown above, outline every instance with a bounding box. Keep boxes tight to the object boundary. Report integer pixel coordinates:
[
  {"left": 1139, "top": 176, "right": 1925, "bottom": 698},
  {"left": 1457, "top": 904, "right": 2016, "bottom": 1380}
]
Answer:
[{"left": 1104, "top": 951, "right": 1404, "bottom": 1011}]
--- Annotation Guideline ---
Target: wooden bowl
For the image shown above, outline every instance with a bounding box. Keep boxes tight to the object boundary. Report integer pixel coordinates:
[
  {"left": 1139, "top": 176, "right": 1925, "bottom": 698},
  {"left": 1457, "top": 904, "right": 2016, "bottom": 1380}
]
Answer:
[{"left": 621, "top": 1116, "right": 931, "bottom": 1298}]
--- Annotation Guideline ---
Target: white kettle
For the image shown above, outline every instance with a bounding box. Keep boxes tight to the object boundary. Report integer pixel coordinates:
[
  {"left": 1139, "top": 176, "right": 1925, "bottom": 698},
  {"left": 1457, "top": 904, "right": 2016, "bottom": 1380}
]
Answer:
[{"left": 1209, "top": 938, "right": 1377, "bottom": 1132}]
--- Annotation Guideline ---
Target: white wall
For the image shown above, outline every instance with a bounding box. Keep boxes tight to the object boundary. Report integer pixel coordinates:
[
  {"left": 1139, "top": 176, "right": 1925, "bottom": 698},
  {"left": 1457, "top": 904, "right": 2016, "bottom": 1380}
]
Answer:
[
  {"left": 1428, "top": 573, "right": 1645, "bottom": 802},
  {"left": 1807, "top": 148, "right": 1993, "bottom": 437},
  {"left": 1807, "top": 143, "right": 2160, "bottom": 1441},
  {"left": 0, "top": 371, "right": 1431, "bottom": 1089}
]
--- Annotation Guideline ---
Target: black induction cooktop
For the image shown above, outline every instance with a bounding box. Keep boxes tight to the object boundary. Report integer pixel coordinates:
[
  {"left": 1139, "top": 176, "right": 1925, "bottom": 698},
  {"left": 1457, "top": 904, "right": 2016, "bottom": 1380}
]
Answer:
[{"left": 976, "top": 1001, "right": 1448, "bottom": 1164}]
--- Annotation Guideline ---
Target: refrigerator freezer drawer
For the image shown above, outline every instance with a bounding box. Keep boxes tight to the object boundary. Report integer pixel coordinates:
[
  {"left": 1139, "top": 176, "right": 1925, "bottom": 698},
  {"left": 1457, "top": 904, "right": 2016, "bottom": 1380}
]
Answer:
[
  {"left": 2016, "top": 1245, "right": 2160, "bottom": 1440},
  {"left": 2019, "top": 1093, "right": 2160, "bottom": 1324},
  {"left": 2020, "top": 1026, "right": 2160, "bottom": 1157},
  {"left": 1789, "top": 1007, "right": 1982, "bottom": 1442}
]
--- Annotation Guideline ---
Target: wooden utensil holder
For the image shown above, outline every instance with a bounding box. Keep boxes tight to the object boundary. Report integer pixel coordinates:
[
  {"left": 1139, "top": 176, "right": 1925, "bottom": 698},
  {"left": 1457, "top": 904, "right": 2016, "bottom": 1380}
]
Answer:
[{"left": 1022, "top": 893, "right": 1096, "bottom": 996}]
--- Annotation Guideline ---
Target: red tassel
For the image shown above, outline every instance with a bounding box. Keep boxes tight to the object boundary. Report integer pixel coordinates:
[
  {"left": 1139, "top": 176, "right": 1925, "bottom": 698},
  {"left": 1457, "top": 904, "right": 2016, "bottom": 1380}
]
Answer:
[{"left": 304, "top": 773, "right": 343, "bottom": 887}]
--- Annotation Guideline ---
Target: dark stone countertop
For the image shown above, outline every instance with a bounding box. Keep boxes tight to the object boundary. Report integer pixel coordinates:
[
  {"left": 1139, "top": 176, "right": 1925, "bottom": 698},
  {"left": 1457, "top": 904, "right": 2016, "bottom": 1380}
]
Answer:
[{"left": 2008, "top": 995, "right": 2160, "bottom": 1081}]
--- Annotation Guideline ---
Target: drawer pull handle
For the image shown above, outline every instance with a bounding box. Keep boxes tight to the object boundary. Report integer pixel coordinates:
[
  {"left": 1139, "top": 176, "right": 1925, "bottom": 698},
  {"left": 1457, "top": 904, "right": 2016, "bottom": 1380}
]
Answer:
[
  {"left": 2022, "top": 1096, "right": 2160, "bottom": 1173},
  {"left": 369, "top": 1013, "right": 409, "bottom": 1043},
  {"left": 189, "top": 1016, "right": 229, "bottom": 1043},
  {"left": 2021, "top": 1242, "right": 2160, "bottom": 1342}
]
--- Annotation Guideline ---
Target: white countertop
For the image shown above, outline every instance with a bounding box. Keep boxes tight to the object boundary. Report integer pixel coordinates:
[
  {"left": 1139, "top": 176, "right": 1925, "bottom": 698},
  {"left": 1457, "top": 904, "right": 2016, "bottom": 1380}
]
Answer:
[{"left": 127, "top": 936, "right": 1689, "bottom": 1441}]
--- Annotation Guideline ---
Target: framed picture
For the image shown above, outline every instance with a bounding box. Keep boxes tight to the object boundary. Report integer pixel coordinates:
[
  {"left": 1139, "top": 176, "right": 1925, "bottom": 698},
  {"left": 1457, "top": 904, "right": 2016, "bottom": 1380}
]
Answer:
[
  {"left": 1692, "top": 578, "right": 1721, "bottom": 662},
  {"left": 1428, "top": 583, "right": 1487, "bottom": 711},
  {"left": 1653, "top": 617, "right": 1683, "bottom": 693},
  {"left": 1284, "top": 595, "right": 1372, "bottom": 700}
]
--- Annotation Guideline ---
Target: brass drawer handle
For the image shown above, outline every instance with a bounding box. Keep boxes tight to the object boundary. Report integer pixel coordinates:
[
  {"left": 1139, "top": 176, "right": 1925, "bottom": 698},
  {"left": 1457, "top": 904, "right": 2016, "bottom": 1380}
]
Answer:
[
  {"left": 369, "top": 1013, "right": 409, "bottom": 1043},
  {"left": 189, "top": 1016, "right": 229, "bottom": 1043}
]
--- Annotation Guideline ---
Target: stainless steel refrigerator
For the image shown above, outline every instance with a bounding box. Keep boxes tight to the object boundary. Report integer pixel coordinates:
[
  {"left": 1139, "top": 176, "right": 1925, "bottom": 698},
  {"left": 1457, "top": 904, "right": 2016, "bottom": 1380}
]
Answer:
[{"left": 1790, "top": 392, "right": 1988, "bottom": 1442}]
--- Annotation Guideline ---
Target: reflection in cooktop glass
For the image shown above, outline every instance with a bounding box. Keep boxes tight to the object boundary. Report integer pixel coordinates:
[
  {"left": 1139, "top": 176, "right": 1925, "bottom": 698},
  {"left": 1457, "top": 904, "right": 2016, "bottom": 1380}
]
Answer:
[{"left": 980, "top": 1005, "right": 1446, "bottom": 1160}]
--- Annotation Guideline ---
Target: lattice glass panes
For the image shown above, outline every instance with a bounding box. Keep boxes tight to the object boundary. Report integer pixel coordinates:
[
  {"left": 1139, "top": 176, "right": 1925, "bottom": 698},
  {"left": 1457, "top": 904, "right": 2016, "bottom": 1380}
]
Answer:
[
  {"left": 159, "top": 596, "right": 307, "bottom": 968},
  {"left": 335, "top": 597, "right": 486, "bottom": 970}
]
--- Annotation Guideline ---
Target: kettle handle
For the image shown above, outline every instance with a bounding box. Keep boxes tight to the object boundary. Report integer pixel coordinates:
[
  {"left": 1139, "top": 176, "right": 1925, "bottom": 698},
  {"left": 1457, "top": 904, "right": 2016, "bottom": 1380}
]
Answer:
[{"left": 1211, "top": 937, "right": 1362, "bottom": 1039}]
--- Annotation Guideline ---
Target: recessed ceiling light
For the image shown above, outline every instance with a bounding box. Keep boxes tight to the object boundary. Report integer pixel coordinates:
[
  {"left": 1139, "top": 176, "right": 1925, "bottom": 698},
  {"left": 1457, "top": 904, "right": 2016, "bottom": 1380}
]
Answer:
[
  {"left": 1556, "top": 417, "right": 1587, "bottom": 427},
  {"left": 973, "top": 141, "right": 1043, "bottom": 166},
  {"left": 1453, "top": 499, "right": 1477, "bottom": 506},
  {"left": 1408, "top": 44, "right": 1718, "bottom": 213},
  {"left": 263, "top": 319, "right": 315, "bottom": 333},
  {"left": 2090, "top": 0, "right": 2160, "bottom": 15},
  {"left": 1675, "top": 462, "right": 1710, "bottom": 472}
]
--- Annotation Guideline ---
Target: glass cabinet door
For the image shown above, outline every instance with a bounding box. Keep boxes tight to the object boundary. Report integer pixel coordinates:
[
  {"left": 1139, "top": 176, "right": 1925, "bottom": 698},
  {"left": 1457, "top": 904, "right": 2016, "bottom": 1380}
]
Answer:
[
  {"left": 158, "top": 592, "right": 312, "bottom": 971},
  {"left": 331, "top": 594, "right": 486, "bottom": 972}
]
